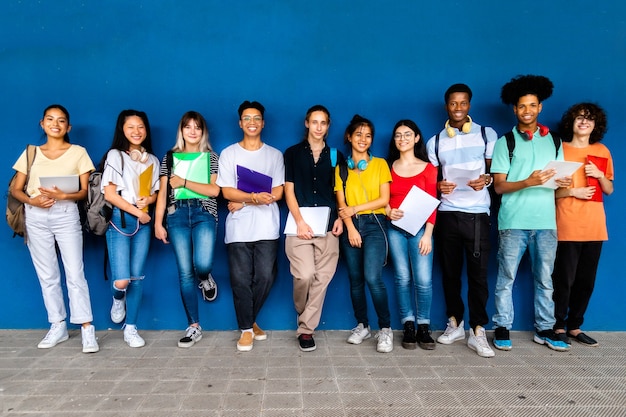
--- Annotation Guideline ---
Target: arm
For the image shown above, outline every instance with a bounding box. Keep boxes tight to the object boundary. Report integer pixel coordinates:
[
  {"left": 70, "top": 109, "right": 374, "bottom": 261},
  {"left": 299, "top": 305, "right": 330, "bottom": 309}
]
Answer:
[
  {"left": 336, "top": 186, "right": 361, "bottom": 247},
  {"left": 38, "top": 171, "right": 90, "bottom": 202},
  {"left": 284, "top": 181, "right": 314, "bottom": 240},
  {"left": 586, "top": 161, "right": 614, "bottom": 195},
  {"left": 493, "top": 169, "right": 556, "bottom": 195},
  {"left": 104, "top": 183, "right": 151, "bottom": 224},
  {"left": 418, "top": 222, "right": 434, "bottom": 255},
  {"left": 339, "top": 182, "right": 390, "bottom": 218},
  {"left": 11, "top": 172, "right": 55, "bottom": 208},
  {"left": 154, "top": 176, "right": 169, "bottom": 243},
  {"left": 169, "top": 173, "right": 220, "bottom": 198}
]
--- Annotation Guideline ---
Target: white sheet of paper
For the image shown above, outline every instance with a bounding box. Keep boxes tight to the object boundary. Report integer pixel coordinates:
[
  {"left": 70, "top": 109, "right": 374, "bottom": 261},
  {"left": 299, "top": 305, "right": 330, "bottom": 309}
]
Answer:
[
  {"left": 536, "top": 161, "right": 583, "bottom": 189},
  {"left": 445, "top": 167, "right": 482, "bottom": 191},
  {"left": 391, "top": 186, "right": 440, "bottom": 236},
  {"left": 284, "top": 206, "right": 331, "bottom": 237}
]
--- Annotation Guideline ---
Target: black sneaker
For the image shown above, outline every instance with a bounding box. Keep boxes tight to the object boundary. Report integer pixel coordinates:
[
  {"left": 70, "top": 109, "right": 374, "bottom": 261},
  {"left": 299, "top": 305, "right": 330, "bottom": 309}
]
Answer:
[
  {"left": 554, "top": 331, "right": 571, "bottom": 345},
  {"left": 401, "top": 321, "right": 417, "bottom": 350},
  {"left": 199, "top": 273, "right": 217, "bottom": 301},
  {"left": 298, "top": 334, "right": 316, "bottom": 352},
  {"left": 416, "top": 324, "right": 436, "bottom": 350}
]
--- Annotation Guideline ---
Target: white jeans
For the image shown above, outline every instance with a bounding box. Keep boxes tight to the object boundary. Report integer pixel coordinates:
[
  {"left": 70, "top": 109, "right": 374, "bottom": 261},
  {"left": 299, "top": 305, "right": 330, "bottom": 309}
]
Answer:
[{"left": 25, "top": 201, "right": 93, "bottom": 324}]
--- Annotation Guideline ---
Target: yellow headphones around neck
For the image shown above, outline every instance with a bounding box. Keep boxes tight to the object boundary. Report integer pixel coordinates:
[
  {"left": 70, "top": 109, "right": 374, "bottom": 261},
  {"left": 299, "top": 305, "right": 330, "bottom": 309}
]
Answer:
[{"left": 445, "top": 115, "right": 473, "bottom": 137}]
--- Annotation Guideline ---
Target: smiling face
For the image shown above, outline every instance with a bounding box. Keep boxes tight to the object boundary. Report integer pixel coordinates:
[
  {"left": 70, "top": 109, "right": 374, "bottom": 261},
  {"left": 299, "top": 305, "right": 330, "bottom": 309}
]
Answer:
[
  {"left": 239, "top": 108, "right": 264, "bottom": 138},
  {"left": 393, "top": 125, "right": 418, "bottom": 152},
  {"left": 446, "top": 92, "right": 471, "bottom": 128},
  {"left": 305, "top": 110, "right": 329, "bottom": 142},
  {"left": 122, "top": 115, "right": 147, "bottom": 150},
  {"left": 182, "top": 118, "right": 203, "bottom": 147},
  {"left": 348, "top": 125, "right": 373, "bottom": 156},
  {"left": 40, "top": 107, "right": 71, "bottom": 140},
  {"left": 573, "top": 111, "right": 596, "bottom": 137},
  {"left": 513, "top": 94, "right": 542, "bottom": 129}
]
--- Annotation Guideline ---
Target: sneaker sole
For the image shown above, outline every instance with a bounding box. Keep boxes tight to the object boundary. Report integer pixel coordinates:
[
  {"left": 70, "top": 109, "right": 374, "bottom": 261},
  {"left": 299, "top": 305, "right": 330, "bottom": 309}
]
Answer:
[
  {"left": 236, "top": 343, "right": 253, "bottom": 352},
  {"left": 299, "top": 345, "right": 317, "bottom": 352},
  {"left": 493, "top": 341, "right": 512, "bottom": 351},
  {"left": 178, "top": 334, "right": 202, "bottom": 348},
  {"left": 83, "top": 345, "right": 100, "bottom": 354},
  {"left": 347, "top": 334, "right": 371, "bottom": 345},
  {"left": 418, "top": 341, "right": 436, "bottom": 350},
  {"left": 436, "top": 334, "right": 465, "bottom": 345},
  {"left": 533, "top": 335, "right": 569, "bottom": 352},
  {"left": 401, "top": 341, "right": 417, "bottom": 350},
  {"left": 38, "top": 334, "right": 69, "bottom": 349},
  {"left": 377, "top": 345, "right": 393, "bottom": 353},
  {"left": 124, "top": 339, "right": 145, "bottom": 348},
  {"left": 468, "top": 343, "right": 495, "bottom": 358}
]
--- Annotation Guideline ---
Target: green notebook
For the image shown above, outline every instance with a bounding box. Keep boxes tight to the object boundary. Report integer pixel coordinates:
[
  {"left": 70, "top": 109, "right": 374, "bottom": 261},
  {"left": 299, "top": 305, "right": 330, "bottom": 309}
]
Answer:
[{"left": 173, "top": 152, "right": 210, "bottom": 199}]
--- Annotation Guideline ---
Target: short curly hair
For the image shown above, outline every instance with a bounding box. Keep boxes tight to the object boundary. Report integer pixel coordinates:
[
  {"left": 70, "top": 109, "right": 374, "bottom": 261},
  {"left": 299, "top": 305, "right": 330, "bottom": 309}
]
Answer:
[
  {"left": 558, "top": 102, "right": 608, "bottom": 144},
  {"left": 501, "top": 75, "right": 553, "bottom": 105}
]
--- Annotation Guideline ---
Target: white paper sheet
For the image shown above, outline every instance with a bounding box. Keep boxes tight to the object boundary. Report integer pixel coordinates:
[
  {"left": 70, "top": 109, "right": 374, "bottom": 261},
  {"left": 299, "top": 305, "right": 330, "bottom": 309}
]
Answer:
[
  {"left": 284, "top": 206, "right": 331, "bottom": 237},
  {"left": 536, "top": 161, "right": 583, "bottom": 189},
  {"left": 391, "top": 186, "right": 440, "bottom": 236},
  {"left": 444, "top": 167, "right": 482, "bottom": 191}
]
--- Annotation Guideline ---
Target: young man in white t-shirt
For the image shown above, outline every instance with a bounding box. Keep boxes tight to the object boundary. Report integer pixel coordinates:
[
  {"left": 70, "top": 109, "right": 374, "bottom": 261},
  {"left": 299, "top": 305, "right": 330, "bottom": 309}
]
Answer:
[{"left": 216, "top": 101, "right": 285, "bottom": 352}]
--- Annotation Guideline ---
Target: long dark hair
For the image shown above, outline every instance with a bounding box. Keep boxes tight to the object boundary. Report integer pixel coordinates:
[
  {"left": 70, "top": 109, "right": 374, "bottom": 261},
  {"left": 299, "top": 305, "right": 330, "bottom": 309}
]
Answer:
[
  {"left": 99, "top": 109, "right": 153, "bottom": 169},
  {"left": 387, "top": 119, "right": 427, "bottom": 165}
]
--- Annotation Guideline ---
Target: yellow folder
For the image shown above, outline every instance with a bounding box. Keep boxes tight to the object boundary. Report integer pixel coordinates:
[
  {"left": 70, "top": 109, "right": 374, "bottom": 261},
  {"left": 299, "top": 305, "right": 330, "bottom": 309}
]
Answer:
[{"left": 138, "top": 164, "right": 153, "bottom": 212}]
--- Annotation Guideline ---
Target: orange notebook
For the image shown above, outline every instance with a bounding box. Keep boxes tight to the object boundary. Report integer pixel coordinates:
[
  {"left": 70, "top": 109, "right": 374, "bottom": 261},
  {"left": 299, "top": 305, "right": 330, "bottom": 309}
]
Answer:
[{"left": 586, "top": 155, "right": 608, "bottom": 202}]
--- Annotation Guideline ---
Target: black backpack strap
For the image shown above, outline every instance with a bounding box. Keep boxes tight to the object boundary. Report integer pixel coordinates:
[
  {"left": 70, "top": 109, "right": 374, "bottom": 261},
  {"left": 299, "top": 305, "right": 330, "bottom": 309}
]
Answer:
[
  {"left": 505, "top": 131, "right": 515, "bottom": 163},
  {"left": 550, "top": 132, "right": 561, "bottom": 158},
  {"left": 434, "top": 133, "right": 444, "bottom": 183},
  {"left": 481, "top": 126, "right": 487, "bottom": 145}
]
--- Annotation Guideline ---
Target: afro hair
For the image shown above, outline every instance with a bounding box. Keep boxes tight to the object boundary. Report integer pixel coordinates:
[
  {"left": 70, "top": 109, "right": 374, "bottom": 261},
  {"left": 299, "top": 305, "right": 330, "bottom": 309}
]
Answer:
[{"left": 500, "top": 75, "right": 553, "bottom": 105}]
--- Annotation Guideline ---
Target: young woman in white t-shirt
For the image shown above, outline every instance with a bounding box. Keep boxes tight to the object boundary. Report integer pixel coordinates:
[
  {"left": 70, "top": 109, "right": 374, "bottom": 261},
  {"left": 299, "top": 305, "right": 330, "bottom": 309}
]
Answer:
[
  {"left": 11, "top": 104, "right": 98, "bottom": 353},
  {"left": 101, "top": 109, "right": 160, "bottom": 348}
]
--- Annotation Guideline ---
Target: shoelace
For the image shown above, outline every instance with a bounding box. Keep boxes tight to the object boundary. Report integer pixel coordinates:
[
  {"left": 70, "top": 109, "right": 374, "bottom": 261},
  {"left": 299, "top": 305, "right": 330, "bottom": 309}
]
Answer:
[{"left": 199, "top": 279, "right": 215, "bottom": 291}]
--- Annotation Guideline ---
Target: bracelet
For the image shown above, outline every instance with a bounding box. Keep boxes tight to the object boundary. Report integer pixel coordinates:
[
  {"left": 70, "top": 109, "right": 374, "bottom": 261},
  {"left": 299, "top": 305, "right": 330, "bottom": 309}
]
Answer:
[
  {"left": 184, "top": 179, "right": 187, "bottom": 188},
  {"left": 242, "top": 201, "right": 246, "bottom": 207}
]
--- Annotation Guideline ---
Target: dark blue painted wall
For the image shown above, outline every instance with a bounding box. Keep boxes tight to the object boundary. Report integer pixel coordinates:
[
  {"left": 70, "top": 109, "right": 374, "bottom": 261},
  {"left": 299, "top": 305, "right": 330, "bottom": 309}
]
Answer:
[{"left": 1, "top": 1, "right": 624, "bottom": 331}]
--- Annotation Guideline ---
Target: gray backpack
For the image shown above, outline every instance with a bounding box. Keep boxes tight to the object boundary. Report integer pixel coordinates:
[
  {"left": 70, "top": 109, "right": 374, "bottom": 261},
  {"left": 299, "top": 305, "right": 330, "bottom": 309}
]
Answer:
[{"left": 83, "top": 150, "right": 122, "bottom": 235}]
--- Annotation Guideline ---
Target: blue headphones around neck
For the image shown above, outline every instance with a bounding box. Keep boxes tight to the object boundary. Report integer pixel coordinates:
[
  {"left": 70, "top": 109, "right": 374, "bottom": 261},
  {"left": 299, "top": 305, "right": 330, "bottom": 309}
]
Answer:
[{"left": 346, "top": 153, "right": 371, "bottom": 171}]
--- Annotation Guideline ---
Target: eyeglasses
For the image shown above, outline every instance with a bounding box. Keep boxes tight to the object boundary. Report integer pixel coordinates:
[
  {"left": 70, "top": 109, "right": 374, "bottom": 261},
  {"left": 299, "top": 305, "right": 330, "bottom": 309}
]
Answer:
[
  {"left": 241, "top": 115, "right": 262, "bottom": 123},
  {"left": 575, "top": 115, "right": 595, "bottom": 122},
  {"left": 394, "top": 132, "right": 414, "bottom": 140}
]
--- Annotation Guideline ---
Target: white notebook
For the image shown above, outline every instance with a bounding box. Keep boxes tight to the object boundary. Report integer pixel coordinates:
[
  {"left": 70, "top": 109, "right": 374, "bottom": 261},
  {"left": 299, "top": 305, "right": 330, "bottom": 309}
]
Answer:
[
  {"left": 39, "top": 175, "right": 79, "bottom": 193},
  {"left": 284, "top": 206, "right": 331, "bottom": 237}
]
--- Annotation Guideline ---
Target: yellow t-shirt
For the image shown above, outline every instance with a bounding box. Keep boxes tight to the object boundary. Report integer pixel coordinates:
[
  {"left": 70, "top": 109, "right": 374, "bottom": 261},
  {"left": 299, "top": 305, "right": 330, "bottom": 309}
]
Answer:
[
  {"left": 556, "top": 142, "right": 614, "bottom": 241},
  {"left": 12, "top": 145, "right": 95, "bottom": 197},
  {"left": 334, "top": 156, "right": 391, "bottom": 215}
]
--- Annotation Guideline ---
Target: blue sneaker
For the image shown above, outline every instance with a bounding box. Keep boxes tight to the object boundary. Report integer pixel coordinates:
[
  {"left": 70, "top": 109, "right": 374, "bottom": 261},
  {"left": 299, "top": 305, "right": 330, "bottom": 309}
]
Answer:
[
  {"left": 493, "top": 327, "right": 512, "bottom": 351},
  {"left": 534, "top": 329, "right": 570, "bottom": 352}
]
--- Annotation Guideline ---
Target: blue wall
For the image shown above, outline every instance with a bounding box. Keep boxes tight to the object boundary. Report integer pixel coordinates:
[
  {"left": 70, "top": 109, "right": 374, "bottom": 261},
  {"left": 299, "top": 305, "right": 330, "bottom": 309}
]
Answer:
[{"left": 1, "top": 1, "right": 624, "bottom": 331}]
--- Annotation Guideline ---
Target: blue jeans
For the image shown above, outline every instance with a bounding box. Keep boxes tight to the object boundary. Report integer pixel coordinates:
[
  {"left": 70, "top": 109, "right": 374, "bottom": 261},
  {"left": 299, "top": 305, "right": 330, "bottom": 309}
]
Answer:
[
  {"left": 227, "top": 239, "right": 278, "bottom": 330},
  {"left": 492, "top": 229, "right": 557, "bottom": 332},
  {"left": 388, "top": 223, "right": 432, "bottom": 325},
  {"left": 166, "top": 200, "right": 217, "bottom": 326},
  {"left": 106, "top": 208, "right": 151, "bottom": 326},
  {"left": 340, "top": 214, "right": 390, "bottom": 329}
]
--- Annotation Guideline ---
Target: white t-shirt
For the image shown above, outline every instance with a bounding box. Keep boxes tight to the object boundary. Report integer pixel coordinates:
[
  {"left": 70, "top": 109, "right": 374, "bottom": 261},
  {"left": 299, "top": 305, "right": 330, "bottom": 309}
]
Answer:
[
  {"left": 216, "top": 142, "right": 285, "bottom": 244},
  {"left": 101, "top": 149, "right": 160, "bottom": 204},
  {"left": 426, "top": 122, "right": 497, "bottom": 214}
]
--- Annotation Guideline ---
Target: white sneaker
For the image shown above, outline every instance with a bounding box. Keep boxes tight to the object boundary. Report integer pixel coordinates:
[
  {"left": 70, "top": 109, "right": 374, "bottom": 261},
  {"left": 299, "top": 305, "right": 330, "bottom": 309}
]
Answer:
[
  {"left": 467, "top": 326, "right": 495, "bottom": 358},
  {"left": 376, "top": 327, "right": 394, "bottom": 353},
  {"left": 347, "top": 323, "right": 371, "bottom": 344},
  {"left": 110, "top": 297, "right": 126, "bottom": 324},
  {"left": 123, "top": 324, "right": 145, "bottom": 348},
  {"left": 437, "top": 317, "right": 465, "bottom": 344},
  {"left": 37, "top": 321, "right": 69, "bottom": 349},
  {"left": 178, "top": 326, "right": 202, "bottom": 348},
  {"left": 81, "top": 324, "right": 99, "bottom": 353}
]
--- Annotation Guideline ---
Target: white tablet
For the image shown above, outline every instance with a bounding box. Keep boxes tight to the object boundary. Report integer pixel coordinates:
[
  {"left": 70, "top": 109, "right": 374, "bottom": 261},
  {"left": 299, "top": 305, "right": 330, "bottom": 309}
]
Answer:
[{"left": 39, "top": 175, "right": 79, "bottom": 193}]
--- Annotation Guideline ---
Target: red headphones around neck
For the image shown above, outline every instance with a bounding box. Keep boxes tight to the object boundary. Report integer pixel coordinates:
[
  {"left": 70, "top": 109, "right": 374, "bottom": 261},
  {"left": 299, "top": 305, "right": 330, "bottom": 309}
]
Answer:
[{"left": 517, "top": 123, "right": 549, "bottom": 141}]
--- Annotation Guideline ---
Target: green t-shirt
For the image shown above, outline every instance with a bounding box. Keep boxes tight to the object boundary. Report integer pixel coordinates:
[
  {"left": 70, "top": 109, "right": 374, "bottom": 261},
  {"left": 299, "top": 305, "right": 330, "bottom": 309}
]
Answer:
[{"left": 490, "top": 128, "right": 563, "bottom": 230}]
